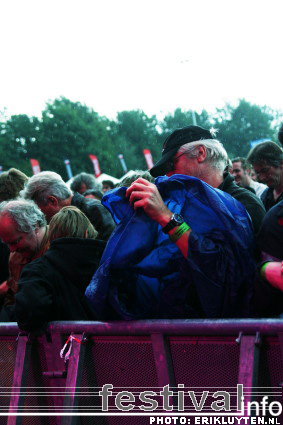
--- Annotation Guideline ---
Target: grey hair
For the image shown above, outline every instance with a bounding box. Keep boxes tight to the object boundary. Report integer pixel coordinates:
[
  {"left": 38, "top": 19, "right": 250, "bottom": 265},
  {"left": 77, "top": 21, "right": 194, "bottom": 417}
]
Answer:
[
  {"left": 117, "top": 170, "right": 154, "bottom": 188},
  {"left": 70, "top": 172, "right": 101, "bottom": 193},
  {"left": 21, "top": 171, "right": 72, "bottom": 205},
  {"left": 0, "top": 199, "right": 46, "bottom": 233},
  {"left": 178, "top": 139, "right": 229, "bottom": 173}
]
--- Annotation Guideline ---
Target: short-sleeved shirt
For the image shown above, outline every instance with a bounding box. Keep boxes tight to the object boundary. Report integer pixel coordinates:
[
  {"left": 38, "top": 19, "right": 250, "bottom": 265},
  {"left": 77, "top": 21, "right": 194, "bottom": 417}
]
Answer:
[
  {"left": 257, "top": 200, "right": 283, "bottom": 260},
  {"left": 260, "top": 187, "right": 283, "bottom": 212}
]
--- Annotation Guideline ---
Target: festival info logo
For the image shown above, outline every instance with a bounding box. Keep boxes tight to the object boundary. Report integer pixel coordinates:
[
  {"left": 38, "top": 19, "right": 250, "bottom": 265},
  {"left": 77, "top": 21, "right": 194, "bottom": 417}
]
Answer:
[{"left": 7, "top": 384, "right": 283, "bottom": 421}]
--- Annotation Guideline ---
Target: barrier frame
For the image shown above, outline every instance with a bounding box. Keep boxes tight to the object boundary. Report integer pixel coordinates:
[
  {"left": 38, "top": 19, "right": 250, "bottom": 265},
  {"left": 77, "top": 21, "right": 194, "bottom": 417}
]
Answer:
[{"left": 1, "top": 319, "right": 283, "bottom": 424}]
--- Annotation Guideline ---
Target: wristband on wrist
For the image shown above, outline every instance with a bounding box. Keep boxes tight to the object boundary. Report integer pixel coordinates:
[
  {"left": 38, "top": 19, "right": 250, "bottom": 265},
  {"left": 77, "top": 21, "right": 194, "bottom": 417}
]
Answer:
[
  {"left": 260, "top": 262, "right": 269, "bottom": 279},
  {"left": 162, "top": 213, "right": 184, "bottom": 234},
  {"left": 169, "top": 222, "right": 190, "bottom": 243}
]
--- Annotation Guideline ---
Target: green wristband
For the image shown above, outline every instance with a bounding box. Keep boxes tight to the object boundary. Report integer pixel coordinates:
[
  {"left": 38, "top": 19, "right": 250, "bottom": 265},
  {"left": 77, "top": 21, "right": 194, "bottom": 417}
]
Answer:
[
  {"left": 260, "top": 262, "right": 269, "bottom": 279},
  {"left": 169, "top": 222, "right": 190, "bottom": 243}
]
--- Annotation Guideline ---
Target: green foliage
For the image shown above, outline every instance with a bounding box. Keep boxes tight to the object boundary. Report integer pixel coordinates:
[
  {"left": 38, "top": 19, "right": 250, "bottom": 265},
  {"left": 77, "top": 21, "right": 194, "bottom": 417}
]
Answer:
[
  {"left": 0, "top": 98, "right": 281, "bottom": 179},
  {"left": 160, "top": 108, "right": 211, "bottom": 137},
  {"left": 109, "top": 110, "right": 159, "bottom": 170},
  {"left": 40, "top": 97, "right": 114, "bottom": 179},
  {"left": 0, "top": 114, "right": 41, "bottom": 176},
  {"left": 213, "top": 99, "right": 276, "bottom": 158}
]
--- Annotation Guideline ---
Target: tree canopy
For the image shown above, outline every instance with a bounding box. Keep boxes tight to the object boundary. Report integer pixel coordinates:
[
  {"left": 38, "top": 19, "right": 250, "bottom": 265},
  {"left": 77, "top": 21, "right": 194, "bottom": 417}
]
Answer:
[
  {"left": 213, "top": 99, "right": 275, "bottom": 158},
  {"left": 0, "top": 97, "right": 281, "bottom": 179}
]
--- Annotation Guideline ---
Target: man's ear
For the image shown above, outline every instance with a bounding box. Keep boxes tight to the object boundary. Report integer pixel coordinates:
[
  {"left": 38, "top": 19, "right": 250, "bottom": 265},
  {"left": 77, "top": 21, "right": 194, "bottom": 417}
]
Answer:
[
  {"left": 196, "top": 145, "right": 207, "bottom": 163},
  {"left": 47, "top": 196, "right": 59, "bottom": 207}
]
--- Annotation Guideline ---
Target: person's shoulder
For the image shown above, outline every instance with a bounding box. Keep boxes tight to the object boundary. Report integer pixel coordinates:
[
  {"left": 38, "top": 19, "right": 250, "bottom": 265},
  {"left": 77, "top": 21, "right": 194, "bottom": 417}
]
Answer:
[
  {"left": 250, "top": 181, "right": 267, "bottom": 198},
  {"left": 260, "top": 187, "right": 270, "bottom": 201},
  {"left": 19, "top": 255, "right": 51, "bottom": 281},
  {"left": 51, "top": 237, "right": 106, "bottom": 250},
  {"left": 255, "top": 181, "right": 267, "bottom": 189},
  {"left": 72, "top": 191, "right": 101, "bottom": 209},
  {"left": 257, "top": 200, "right": 283, "bottom": 259},
  {"left": 227, "top": 180, "right": 265, "bottom": 206},
  {"left": 71, "top": 191, "right": 84, "bottom": 206},
  {"left": 264, "top": 199, "right": 283, "bottom": 218}
]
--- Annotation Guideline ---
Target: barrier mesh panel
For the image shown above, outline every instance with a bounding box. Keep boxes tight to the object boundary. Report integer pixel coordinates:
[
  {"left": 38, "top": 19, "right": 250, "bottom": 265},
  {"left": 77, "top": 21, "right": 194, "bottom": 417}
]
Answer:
[
  {"left": 78, "top": 336, "right": 159, "bottom": 425},
  {"left": 258, "top": 337, "right": 283, "bottom": 387},
  {"left": 5, "top": 329, "right": 283, "bottom": 424},
  {"left": 21, "top": 339, "right": 57, "bottom": 425},
  {"left": 169, "top": 336, "right": 239, "bottom": 386},
  {"left": 256, "top": 337, "right": 283, "bottom": 422},
  {"left": 0, "top": 336, "right": 18, "bottom": 425},
  {"left": 169, "top": 336, "right": 240, "bottom": 414}
]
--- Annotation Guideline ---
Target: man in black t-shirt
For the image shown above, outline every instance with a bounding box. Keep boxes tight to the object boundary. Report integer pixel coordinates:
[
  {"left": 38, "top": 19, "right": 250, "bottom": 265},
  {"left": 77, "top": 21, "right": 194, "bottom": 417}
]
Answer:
[{"left": 247, "top": 141, "right": 283, "bottom": 211}]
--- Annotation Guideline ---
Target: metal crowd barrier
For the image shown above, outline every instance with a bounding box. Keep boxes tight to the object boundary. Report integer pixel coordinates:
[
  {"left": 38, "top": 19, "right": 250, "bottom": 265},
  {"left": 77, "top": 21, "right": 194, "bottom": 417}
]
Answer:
[{"left": 0, "top": 319, "right": 283, "bottom": 425}]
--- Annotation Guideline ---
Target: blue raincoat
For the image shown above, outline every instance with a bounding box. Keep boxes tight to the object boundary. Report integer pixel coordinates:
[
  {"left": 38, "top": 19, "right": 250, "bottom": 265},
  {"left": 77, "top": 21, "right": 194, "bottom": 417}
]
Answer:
[{"left": 85, "top": 175, "right": 256, "bottom": 319}]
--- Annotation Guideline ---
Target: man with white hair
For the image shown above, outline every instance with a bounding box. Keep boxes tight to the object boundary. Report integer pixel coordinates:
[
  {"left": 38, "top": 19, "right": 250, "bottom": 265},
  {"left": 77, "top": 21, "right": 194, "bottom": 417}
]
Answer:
[
  {"left": 0, "top": 199, "right": 48, "bottom": 311},
  {"left": 86, "top": 126, "right": 260, "bottom": 319},
  {"left": 146, "top": 126, "right": 265, "bottom": 234},
  {"left": 21, "top": 171, "right": 115, "bottom": 241}
]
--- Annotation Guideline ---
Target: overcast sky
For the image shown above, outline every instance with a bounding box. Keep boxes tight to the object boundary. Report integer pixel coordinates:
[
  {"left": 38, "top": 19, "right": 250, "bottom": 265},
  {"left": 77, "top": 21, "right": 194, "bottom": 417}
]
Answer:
[{"left": 1, "top": 0, "right": 282, "bottom": 120}]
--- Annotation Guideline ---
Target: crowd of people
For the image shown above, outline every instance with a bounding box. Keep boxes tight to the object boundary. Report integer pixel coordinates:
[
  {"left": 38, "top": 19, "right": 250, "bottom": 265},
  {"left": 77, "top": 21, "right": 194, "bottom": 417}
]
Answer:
[{"left": 0, "top": 123, "right": 283, "bottom": 332}]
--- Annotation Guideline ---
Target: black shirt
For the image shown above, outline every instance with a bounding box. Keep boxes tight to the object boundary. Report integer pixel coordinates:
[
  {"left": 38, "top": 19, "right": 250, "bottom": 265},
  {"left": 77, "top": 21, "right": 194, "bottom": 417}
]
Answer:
[
  {"left": 15, "top": 237, "right": 106, "bottom": 331},
  {"left": 218, "top": 173, "right": 266, "bottom": 234},
  {"left": 260, "top": 187, "right": 283, "bottom": 212},
  {"left": 71, "top": 192, "right": 115, "bottom": 241},
  {"left": 257, "top": 200, "right": 283, "bottom": 259}
]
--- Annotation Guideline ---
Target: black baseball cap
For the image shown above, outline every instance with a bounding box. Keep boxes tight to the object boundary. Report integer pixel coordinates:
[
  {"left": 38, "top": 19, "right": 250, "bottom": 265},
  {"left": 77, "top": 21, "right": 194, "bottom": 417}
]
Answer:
[{"left": 150, "top": 125, "right": 214, "bottom": 177}]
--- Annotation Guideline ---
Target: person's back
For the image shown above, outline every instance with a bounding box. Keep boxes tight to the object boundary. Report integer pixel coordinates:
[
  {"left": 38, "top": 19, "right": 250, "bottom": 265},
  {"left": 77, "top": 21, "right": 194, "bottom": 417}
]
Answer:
[
  {"left": 254, "top": 200, "right": 283, "bottom": 316},
  {"left": 219, "top": 172, "right": 266, "bottom": 234},
  {"left": 15, "top": 206, "right": 106, "bottom": 332},
  {"left": 16, "top": 237, "right": 105, "bottom": 331},
  {"left": 71, "top": 191, "right": 114, "bottom": 240}
]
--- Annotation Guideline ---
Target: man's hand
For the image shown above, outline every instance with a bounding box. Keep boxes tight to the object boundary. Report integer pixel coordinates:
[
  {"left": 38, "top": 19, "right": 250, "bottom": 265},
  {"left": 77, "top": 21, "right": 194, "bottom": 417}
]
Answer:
[
  {"left": 0, "top": 281, "right": 8, "bottom": 296},
  {"left": 126, "top": 177, "right": 191, "bottom": 258},
  {"left": 126, "top": 178, "right": 172, "bottom": 226},
  {"left": 262, "top": 261, "right": 283, "bottom": 292}
]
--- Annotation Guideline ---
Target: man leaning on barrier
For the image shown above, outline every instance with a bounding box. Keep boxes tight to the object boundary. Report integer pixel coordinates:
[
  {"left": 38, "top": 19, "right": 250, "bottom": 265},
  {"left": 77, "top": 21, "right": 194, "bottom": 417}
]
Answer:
[{"left": 86, "top": 126, "right": 257, "bottom": 320}]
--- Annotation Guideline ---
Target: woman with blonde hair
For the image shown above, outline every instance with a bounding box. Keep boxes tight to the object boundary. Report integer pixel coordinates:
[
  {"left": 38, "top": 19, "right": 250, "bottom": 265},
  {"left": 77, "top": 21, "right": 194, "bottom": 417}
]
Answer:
[
  {"left": 15, "top": 206, "right": 106, "bottom": 332},
  {"left": 48, "top": 205, "right": 98, "bottom": 241}
]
